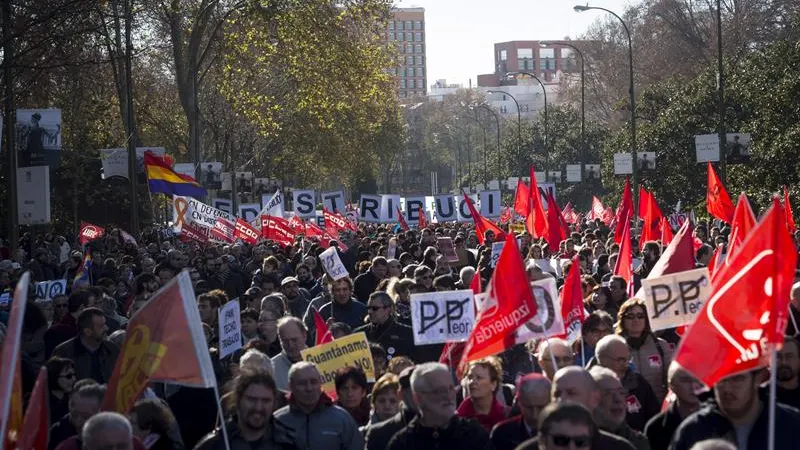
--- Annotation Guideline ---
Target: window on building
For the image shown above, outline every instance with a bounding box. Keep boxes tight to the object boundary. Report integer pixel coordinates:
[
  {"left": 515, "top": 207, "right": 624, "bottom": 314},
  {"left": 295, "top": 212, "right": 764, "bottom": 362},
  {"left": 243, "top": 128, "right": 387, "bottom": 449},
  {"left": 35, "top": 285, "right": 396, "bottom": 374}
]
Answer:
[
  {"left": 414, "top": 20, "right": 423, "bottom": 29},
  {"left": 539, "top": 48, "right": 555, "bottom": 70},
  {"left": 397, "top": 21, "right": 404, "bottom": 30},
  {"left": 518, "top": 48, "right": 534, "bottom": 71},
  {"left": 560, "top": 48, "right": 577, "bottom": 71},
  {"left": 389, "top": 21, "right": 395, "bottom": 30},
  {"left": 415, "top": 32, "right": 422, "bottom": 42},
  {"left": 500, "top": 105, "right": 508, "bottom": 114},
  {"left": 414, "top": 44, "right": 423, "bottom": 54},
  {"left": 416, "top": 67, "right": 424, "bottom": 77},
  {"left": 406, "top": 44, "right": 413, "bottom": 53},
  {"left": 389, "top": 31, "right": 395, "bottom": 40},
  {"left": 400, "top": 79, "right": 407, "bottom": 89},
  {"left": 415, "top": 55, "right": 423, "bottom": 65},
  {"left": 400, "top": 91, "right": 407, "bottom": 98},
  {"left": 406, "top": 55, "right": 414, "bottom": 65},
  {"left": 405, "top": 21, "right": 412, "bottom": 29},
  {"left": 406, "top": 32, "right": 413, "bottom": 41},
  {"left": 500, "top": 49, "right": 508, "bottom": 61},
  {"left": 407, "top": 67, "right": 414, "bottom": 77}
]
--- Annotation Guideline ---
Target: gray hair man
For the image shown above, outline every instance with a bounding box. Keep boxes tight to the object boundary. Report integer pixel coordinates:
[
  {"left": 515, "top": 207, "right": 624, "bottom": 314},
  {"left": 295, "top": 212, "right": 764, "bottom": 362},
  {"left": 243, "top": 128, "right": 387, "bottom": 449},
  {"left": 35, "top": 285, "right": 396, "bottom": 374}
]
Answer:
[
  {"left": 535, "top": 338, "right": 575, "bottom": 380},
  {"left": 81, "top": 412, "right": 133, "bottom": 450},
  {"left": 644, "top": 362, "right": 703, "bottom": 450},
  {"left": 270, "top": 316, "right": 308, "bottom": 390},
  {"left": 589, "top": 366, "right": 651, "bottom": 450},
  {"left": 273, "top": 361, "right": 363, "bottom": 450},
  {"left": 490, "top": 373, "right": 551, "bottom": 450},
  {"left": 387, "top": 362, "right": 491, "bottom": 450}
]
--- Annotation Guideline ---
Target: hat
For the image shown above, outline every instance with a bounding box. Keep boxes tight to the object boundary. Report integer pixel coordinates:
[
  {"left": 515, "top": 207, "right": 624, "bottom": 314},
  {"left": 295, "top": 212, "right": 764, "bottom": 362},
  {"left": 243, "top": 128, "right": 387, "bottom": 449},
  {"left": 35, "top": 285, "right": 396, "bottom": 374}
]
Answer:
[
  {"left": 398, "top": 366, "right": 415, "bottom": 390},
  {"left": 0, "top": 260, "right": 12, "bottom": 272},
  {"left": 281, "top": 277, "right": 299, "bottom": 287}
]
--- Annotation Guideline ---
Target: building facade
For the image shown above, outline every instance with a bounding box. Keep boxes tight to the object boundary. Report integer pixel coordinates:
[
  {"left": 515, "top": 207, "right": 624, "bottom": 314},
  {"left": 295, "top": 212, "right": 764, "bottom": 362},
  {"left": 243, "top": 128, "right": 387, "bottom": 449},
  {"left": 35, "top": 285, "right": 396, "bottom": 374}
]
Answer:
[{"left": 388, "top": 7, "right": 427, "bottom": 98}]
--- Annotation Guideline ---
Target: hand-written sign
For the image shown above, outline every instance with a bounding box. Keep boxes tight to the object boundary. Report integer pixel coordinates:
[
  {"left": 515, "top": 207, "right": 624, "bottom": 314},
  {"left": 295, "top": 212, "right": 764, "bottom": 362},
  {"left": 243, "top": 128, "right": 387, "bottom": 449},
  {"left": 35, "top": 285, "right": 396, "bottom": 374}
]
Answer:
[
  {"left": 411, "top": 289, "right": 475, "bottom": 345},
  {"left": 319, "top": 247, "right": 348, "bottom": 280},
  {"left": 34, "top": 279, "right": 67, "bottom": 300},
  {"left": 301, "top": 332, "right": 375, "bottom": 393},
  {"left": 218, "top": 299, "right": 242, "bottom": 359},
  {"left": 514, "top": 277, "right": 565, "bottom": 343},
  {"left": 490, "top": 242, "right": 505, "bottom": 268},
  {"left": 641, "top": 268, "right": 711, "bottom": 331}
]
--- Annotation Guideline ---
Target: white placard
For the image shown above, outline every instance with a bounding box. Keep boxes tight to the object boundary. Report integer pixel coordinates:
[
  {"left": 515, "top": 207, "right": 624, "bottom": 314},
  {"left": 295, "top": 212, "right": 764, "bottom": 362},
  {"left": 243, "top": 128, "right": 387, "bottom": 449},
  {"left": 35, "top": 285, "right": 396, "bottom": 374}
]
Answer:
[
  {"left": 172, "top": 195, "right": 234, "bottom": 233},
  {"left": 487, "top": 180, "right": 500, "bottom": 190},
  {"left": 386, "top": 237, "right": 397, "bottom": 259},
  {"left": 34, "top": 279, "right": 67, "bottom": 300},
  {"left": 17, "top": 109, "right": 61, "bottom": 167},
  {"left": 212, "top": 198, "right": 232, "bottom": 215},
  {"left": 174, "top": 163, "right": 196, "bottom": 179},
  {"left": 514, "top": 277, "right": 565, "bottom": 343},
  {"left": 479, "top": 190, "right": 502, "bottom": 218},
  {"left": 218, "top": 299, "right": 242, "bottom": 359},
  {"left": 17, "top": 166, "right": 51, "bottom": 225},
  {"left": 100, "top": 148, "right": 128, "bottom": 179},
  {"left": 381, "top": 194, "right": 402, "bottom": 222},
  {"left": 566, "top": 165, "right": 581, "bottom": 183},
  {"left": 293, "top": 190, "right": 316, "bottom": 218},
  {"left": 613, "top": 153, "right": 633, "bottom": 175},
  {"left": 321, "top": 190, "right": 345, "bottom": 214},
  {"left": 695, "top": 134, "right": 719, "bottom": 163},
  {"left": 410, "top": 289, "right": 475, "bottom": 345},
  {"left": 641, "top": 268, "right": 711, "bottom": 331},
  {"left": 534, "top": 259, "right": 558, "bottom": 275},
  {"left": 725, "top": 133, "right": 752, "bottom": 163},
  {"left": 200, "top": 162, "right": 223, "bottom": 190},
  {"left": 319, "top": 247, "right": 348, "bottom": 280},
  {"left": 260, "top": 190, "right": 285, "bottom": 219},
  {"left": 490, "top": 242, "right": 505, "bottom": 268}
]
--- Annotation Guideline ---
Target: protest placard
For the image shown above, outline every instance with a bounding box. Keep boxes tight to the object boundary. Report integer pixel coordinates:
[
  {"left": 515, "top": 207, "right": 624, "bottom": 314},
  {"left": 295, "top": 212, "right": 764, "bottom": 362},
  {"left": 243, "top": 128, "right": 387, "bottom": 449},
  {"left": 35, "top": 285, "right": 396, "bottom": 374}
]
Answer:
[
  {"left": 514, "top": 277, "right": 565, "bottom": 343},
  {"left": 410, "top": 289, "right": 475, "bottom": 345},
  {"left": 490, "top": 242, "right": 505, "bottom": 268},
  {"left": 319, "top": 247, "right": 348, "bottom": 280},
  {"left": 387, "top": 237, "right": 397, "bottom": 259},
  {"left": 301, "top": 332, "right": 375, "bottom": 393},
  {"left": 642, "top": 268, "right": 711, "bottom": 331},
  {"left": 218, "top": 299, "right": 242, "bottom": 359},
  {"left": 437, "top": 237, "right": 459, "bottom": 263},
  {"left": 34, "top": 279, "right": 67, "bottom": 301}
]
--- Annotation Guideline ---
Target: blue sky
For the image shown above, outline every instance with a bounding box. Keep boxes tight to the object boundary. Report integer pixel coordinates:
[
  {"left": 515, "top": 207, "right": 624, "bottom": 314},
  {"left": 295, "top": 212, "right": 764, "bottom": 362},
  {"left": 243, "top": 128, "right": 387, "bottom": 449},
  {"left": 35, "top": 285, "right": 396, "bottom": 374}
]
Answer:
[{"left": 400, "top": 0, "right": 635, "bottom": 86}]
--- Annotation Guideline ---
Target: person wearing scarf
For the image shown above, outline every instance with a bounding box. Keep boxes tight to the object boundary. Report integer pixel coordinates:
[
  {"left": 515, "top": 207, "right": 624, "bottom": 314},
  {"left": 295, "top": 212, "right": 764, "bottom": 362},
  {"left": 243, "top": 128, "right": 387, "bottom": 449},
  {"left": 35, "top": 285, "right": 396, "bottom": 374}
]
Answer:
[{"left": 456, "top": 357, "right": 511, "bottom": 431}]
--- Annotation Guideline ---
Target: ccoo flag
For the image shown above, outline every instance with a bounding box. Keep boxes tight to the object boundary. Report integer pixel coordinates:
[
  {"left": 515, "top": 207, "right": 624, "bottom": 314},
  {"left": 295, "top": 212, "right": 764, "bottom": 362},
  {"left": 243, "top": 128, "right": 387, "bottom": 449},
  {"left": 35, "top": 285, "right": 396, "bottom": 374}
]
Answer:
[{"left": 103, "top": 270, "right": 216, "bottom": 413}]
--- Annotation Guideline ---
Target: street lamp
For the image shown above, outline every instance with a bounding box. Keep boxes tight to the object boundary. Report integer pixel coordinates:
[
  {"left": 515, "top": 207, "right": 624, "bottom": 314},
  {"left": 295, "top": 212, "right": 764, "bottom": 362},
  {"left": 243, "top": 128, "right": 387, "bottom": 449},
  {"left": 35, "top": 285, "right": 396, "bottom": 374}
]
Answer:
[
  {"left": 505, "top": 71, "right": 549, "bottom": 174},
  {"left": 486, "top": 89, "right": 522, "bottom": 160},
  {"left": 472, "top": 104, "right": 502, "bottom": 180},
  {"left": 574, "top": 4, "right": 639, "bottom": 215},
  {"left": 541, "top": 41, "right": 586, "bottom": 176},
  {"left": 459, "top": 111, "right": 489, "bottom": 184}
]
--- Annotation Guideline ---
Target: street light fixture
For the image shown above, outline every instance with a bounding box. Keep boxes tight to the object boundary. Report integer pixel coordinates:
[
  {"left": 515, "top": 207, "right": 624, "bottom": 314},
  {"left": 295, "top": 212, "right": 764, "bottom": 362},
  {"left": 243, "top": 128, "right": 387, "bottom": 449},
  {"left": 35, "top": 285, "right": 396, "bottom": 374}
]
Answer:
[
  {"left": 486, "top": 89, "right": 522, "bottom": 161},
  {"left": 472, "top": 103, "right": 502, "bottom": 181},
  {"left": 574, "top": 4, "right": 639, "bottom": 216},
  {"left": 505, "top": 71, "right": 549, "bottom": 174}
]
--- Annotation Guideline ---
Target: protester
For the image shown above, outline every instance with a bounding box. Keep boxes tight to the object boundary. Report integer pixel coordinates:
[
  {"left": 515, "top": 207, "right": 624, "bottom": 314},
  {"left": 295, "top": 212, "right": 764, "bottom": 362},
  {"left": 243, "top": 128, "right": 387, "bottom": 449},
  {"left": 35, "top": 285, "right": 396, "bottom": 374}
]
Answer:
[
  {"left": 589, "top": 366, "right": 652, "bottom": 450},
  {"left": 457, "top": 356, "right": 511, "bottom": 431},
  {"left": 44, "top": 290, "right": 95, "bottom": 358},
  {"left": 335, "top": 366, "right": 371, "bottom": 426},
  {"left": 45, "top": 356, "right": 77, "bottom": 426},
  {"left": 353, "top": 256, "right": 388, "bottom": 302},
  {"left": 128, "top": 399, "right": 182, "bottom": 450},
  {"left": 80, "top": 412, "right": 137, "bottom": 450},
  {"left": 516, "top": 402, "right": 598, "bottom": 450},
  {"left": 577, "top": 311, "right": 614, "bottom": 366},
  {"left": 490, "top": 373, "right": 551, "bottom": 450},
  {"left": 645, "top": 362, "right": 703, "bottom": 450},
  {"left": 49, "top": 383, "right": 106, "bottom": 450},
  {"left": 536, "top": 338, "right": 575, "bottom": 381},
  {"left": 354, "top": 291, "right": 414, "bottom": 360},
  {"left": 273, "top": 361, "right": 363, "bottom": 450},
  {"left": 51, "top": 307, "right": 120, "bottom": 383},
  {"left": 364, "top": 366, "right": 418, "bottom": 450},
  {"left": 271, "top": 316, "right": 308, "bottom": 391},
  {"left": 317, "top": 277, "right": 367, "bottom": 330},
  {"left": 772, "top": 335, "right": 800, "bottom": 409},
  {"left": 366, "top": 373, "right": 402, "bottom": 426}
]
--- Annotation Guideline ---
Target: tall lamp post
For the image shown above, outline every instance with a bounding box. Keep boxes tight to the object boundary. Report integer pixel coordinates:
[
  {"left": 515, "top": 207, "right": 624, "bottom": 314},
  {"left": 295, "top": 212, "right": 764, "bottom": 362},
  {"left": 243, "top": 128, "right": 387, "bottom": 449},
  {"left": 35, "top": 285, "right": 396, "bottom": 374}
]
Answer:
[
  {"left": 472, "top": 104, "right": 501, "bottom": 180},
  {"left": 574, "top": 4, "right": 638, "bottom": 215},
  {"left": 541, "top": 41, "right": 586, "bottom": 176},
  {"left": 506, "top": 71, "right": 549, "bottom": 174},
  {"left": 459, "top": 111, "right": 489, "bottom": 184},
  {"left": 487, "top": 89, "right": 522, "bottom": 160},
  {"left": 716, "top": 0, "right": 726, "bottom": 183}
]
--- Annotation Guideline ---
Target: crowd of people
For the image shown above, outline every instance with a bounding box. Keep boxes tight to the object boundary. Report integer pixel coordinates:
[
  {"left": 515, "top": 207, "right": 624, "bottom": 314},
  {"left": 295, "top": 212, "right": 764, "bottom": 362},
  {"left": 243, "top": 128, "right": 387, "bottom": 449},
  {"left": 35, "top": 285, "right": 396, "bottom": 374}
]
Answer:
[{"left": 2, "top": 216, "right": 800, "bottom": 450}]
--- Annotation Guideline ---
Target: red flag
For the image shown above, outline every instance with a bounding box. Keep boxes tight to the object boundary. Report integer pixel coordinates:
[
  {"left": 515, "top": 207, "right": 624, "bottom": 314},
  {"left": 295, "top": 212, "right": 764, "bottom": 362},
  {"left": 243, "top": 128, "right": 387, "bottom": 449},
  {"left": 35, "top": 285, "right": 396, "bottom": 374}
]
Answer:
[
  {"left": 0, "top": 273, "right": 30, "bottom": 445},
  {"left": 633, "top": 220, "right": 696, "bottom": 300},
  {"left": 103, "top": 271, "right": 217, "bottom": 412},
  {"left": 418, "top": 209, "right": 428, "bottom": 229},
  {"left": 526, "top": 167, "right": 549, "bottom": 238},
  {"left": 261, "top": 215, "right": 296, "bottom": 247},
  {"left": 640, "top": 188, "right": 665, "bottom": 249},
  {"left": 660, "top": 217, "right": 674, "bottom": 246},
  {"left": 707, "top": 247, "right": 723, "bottom": 277},
  {"left": 397, "top": 207, "right": 410, "bottom": 231},
  {"left": 440, "top": 273, "right": 483, "bottom": 368},
  {"left": 210, "top": 217, "right": 236, "bottom": 243},
  {"left": 79, "top": 221, "right": 105, "bottom": 246},
  {"left": 603, "top": 207, "right": 615, "bottom": 226},
  {"left": 637, "top": 187, "right": 651, "bottom": 222},
  {"left": 19, "top": 367, "right": 48, "bottom": 450},
  {"left": 562, "top": 202, "right": 579, "bottom": 224},
  {"left": 613, "top": 218, "right": 633, "bottom": 295},
  {"left": 675, "top": 199, "right": 797, "bottom": 387},
  {"left": 180, "top": 221, "right": 209, "bottom": 244},
  {"left": 614, "top": 178, "right": 633, "bottom": 244},
  {"left": 323, "top": 208, "right": 347, "bottom": 232},
  {"left": 545, "top": 193, "right": 568, "bottom": 253},
  {"left": 288, "top": 215, "right": 306, "bottom": 234},
  {"left": 234, "top": 218, "right": 260, "bottom": 245},
  {"left": 313, "top": 308, "right": 334, "bottom": 346},
  {"left": 558, "top": 256, "right": 585, "bottom": 344},
  {"left": 457, "top": 234, "right": 537, "bottom": 377},
  {"left": 513, "top": 179, "right": 531, "bottom": 217},
  {"left": 726, "top": 193, "right": 757, "bottom": 265},
  {"left": 500, "top": 206, "right": 513, "bottom": 224},
  {"left": 784, "top": 186, "right": 796, "bottom": 233},
  {"left": 706, "top": 163, "right": 734, "bottom": 223},
  {"left": 588, "top": 196, "right": 605, "bottom": 222},
  {"left": 463, "top": 192, "right": 505, "bottom": 244}
]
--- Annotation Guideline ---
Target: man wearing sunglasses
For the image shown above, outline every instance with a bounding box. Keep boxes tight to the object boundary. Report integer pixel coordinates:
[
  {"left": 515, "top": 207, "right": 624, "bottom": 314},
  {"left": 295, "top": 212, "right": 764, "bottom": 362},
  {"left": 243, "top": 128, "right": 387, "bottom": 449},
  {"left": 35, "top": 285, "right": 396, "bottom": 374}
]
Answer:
[{"left": 354, "top": 292, "right": 413, "bottom": 361}]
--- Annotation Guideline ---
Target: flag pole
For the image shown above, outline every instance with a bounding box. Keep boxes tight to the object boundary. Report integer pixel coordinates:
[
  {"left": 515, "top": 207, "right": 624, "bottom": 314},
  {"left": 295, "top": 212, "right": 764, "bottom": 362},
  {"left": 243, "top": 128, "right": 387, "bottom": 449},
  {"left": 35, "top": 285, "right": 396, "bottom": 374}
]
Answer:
[
  {"left": 212, "top": 384, "right": 232, "bottom": 450},
  {"left": 768, "top": 347, "right": 777, "bottom": 450}
]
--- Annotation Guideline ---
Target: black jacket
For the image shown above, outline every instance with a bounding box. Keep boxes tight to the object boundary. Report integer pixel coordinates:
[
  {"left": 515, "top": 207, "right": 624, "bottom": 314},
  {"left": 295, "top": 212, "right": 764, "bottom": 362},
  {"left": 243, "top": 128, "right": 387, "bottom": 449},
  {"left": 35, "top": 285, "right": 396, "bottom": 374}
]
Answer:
[
  {"left": 51, "top": 337, "right": 120, "bottom": 384},
  {"left": 318, "top": 298, "right": 367, "bottom": 330},
  {"left": 621, "top": 370, "right": 660, "bottom": 431},
  {"left": 669, "top": 397, "right": 800, "bottom": 450},
  {"left": 516, "top": 429, "right": 636, "bottom": 450},
  {"left": 644, "top": 402, "right": 686, "bottom": 450},
  {"left": 364, "top": 406, "right": 416, "bottom": 450},
  {"left": 354, "top": 318, "right": 414, "bottom": 360},
  {"left": 489, "top": 415, "right": 534, "bottom": 450},
  {"left": 386, "top": 415, "right": 491, "bottom": 450},
  {"left": 194, "top": 419, "right": 298, "bottom": 450},
  {"left": 48, "top": 414, "right": 76, "bottom": 450},
  {"left": 353, "top": 271, "right": 380, "bottom": 303}
]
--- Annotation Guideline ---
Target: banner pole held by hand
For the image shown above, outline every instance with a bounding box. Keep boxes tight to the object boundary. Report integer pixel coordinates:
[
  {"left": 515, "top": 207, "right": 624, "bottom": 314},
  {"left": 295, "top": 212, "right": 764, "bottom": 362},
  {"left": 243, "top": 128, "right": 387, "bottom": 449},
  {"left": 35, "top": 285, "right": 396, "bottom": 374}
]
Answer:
[{"left": 768, "top": 347, "right": 777, "bottom": 450}]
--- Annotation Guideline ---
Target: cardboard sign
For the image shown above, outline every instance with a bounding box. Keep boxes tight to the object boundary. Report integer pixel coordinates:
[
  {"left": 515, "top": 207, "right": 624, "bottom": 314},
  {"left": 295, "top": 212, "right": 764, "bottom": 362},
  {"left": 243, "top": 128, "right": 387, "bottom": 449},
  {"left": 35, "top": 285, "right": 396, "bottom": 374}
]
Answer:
[
  {"left": 321, "top": 191, "right": 345, "bottom": 214},
  {"left": 437, "top": 237, "right": 459, "bottom": 263},
  {"left": 513, "top": 277, "right": 565, "bottom": 343},
  {"left": 301, "top": 332, "right": 375, "bottom": 392},
  {"left": 386, "top": 237, "right": 397, "bottom": 259},
  {"left": 613, "top": 153, "right": 633, "bottom": 175},
  {"left": 218, "top": 299, "right": 242, "bottom": 359},
  {"left": 490, "top": 242, "right": 505, "bottom": 268},
  {"left": 695, "top": 134, "right": 720, "bottom": 163},
  {"left": 410, "top": 290, "right": 475, "bottom": 345},
  {"left": 34, "top": 279, "right": 67, "bottom": 301},
  {"left": 319, "top": 247, "right": 348, "bottom": 280},
  {"left": 641, "top": 268, "right": 711, "bottom": 331},
  {"left": 293, "top": 190, "right": 316, "bottom": 218},
  {"left": 173, "top": 196, "right": 234, "bottom": 233}
]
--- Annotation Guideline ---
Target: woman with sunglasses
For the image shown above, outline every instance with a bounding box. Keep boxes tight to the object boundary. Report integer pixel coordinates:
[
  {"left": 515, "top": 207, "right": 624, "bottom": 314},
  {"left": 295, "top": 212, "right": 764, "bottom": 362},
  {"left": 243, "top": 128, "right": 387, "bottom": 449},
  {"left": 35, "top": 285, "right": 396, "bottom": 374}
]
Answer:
[
  {"left": 616, "top": 298, "right": 673, "bottom": 402},
  {"left": 45, "top": 357, "right": 77, "bottom": 425}
]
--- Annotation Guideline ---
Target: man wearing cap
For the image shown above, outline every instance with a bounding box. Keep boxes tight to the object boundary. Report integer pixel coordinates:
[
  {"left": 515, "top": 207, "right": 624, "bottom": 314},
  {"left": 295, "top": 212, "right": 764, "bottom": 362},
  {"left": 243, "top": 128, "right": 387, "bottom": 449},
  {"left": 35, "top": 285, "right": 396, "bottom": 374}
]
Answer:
[
  {"left": 365, "top": 365, "right": 418, "bottom": 450},
  {"left": 490, "top": 374, "right": 552, "bottom": 450},
  {"left": 281, "top": 276, "right": 311, "bottom": 319},
  {"left": 354, "top": 292, "right": 414, "bottom": 361}
]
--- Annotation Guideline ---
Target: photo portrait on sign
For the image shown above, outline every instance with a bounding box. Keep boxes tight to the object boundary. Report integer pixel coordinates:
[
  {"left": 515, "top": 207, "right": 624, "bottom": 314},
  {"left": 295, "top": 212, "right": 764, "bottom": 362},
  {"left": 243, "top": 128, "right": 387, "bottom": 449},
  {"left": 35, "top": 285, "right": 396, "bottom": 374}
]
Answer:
[
  {"left": 236, "top": 172, "right": 254, "bottom": 194},
  {"left": 17, "top": 109, "right": 61, "bottom": 168},
  {"left": 637, "top": 152, "right": 656, "bottom": 170},
  {"left": 585, "top": 164, "right": 601, "bottom": 180},
  {"left": 200, "top": 162, "right": 222, "bottom": 190},
  {"left": 547, "top": 171, "right": 562, "bottom": 183},
  {"left": 254, "top": 178, "right": 270, "bottom": 196},
  {"left": 726, "top": 133, "right": 751, "bottom": 164}
]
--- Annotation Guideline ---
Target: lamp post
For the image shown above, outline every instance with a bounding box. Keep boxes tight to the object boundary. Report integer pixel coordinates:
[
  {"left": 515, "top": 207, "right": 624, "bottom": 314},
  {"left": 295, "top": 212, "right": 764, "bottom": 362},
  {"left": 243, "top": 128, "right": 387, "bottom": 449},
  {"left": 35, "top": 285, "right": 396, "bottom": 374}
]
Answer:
[
  {"left": 574, "top": 4, "right": 638, "bottom": 216},
  {"left": 541, "top": 41, "right": 585, "bottom": 177},
  {"left": 487, "top": 89, "right": 522, "bottom": 162},
  {"left": 716, "top": 0, "right": 726, "bottom": 183},
  {"left": 459, "top": 111, "right": 489, "bottom": 184},
  {"left": 473, "top": 104, "right": 501, "bottom": 181},
  {"left": 505, "top": 71, "right": 549, "bottom": 174}
]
